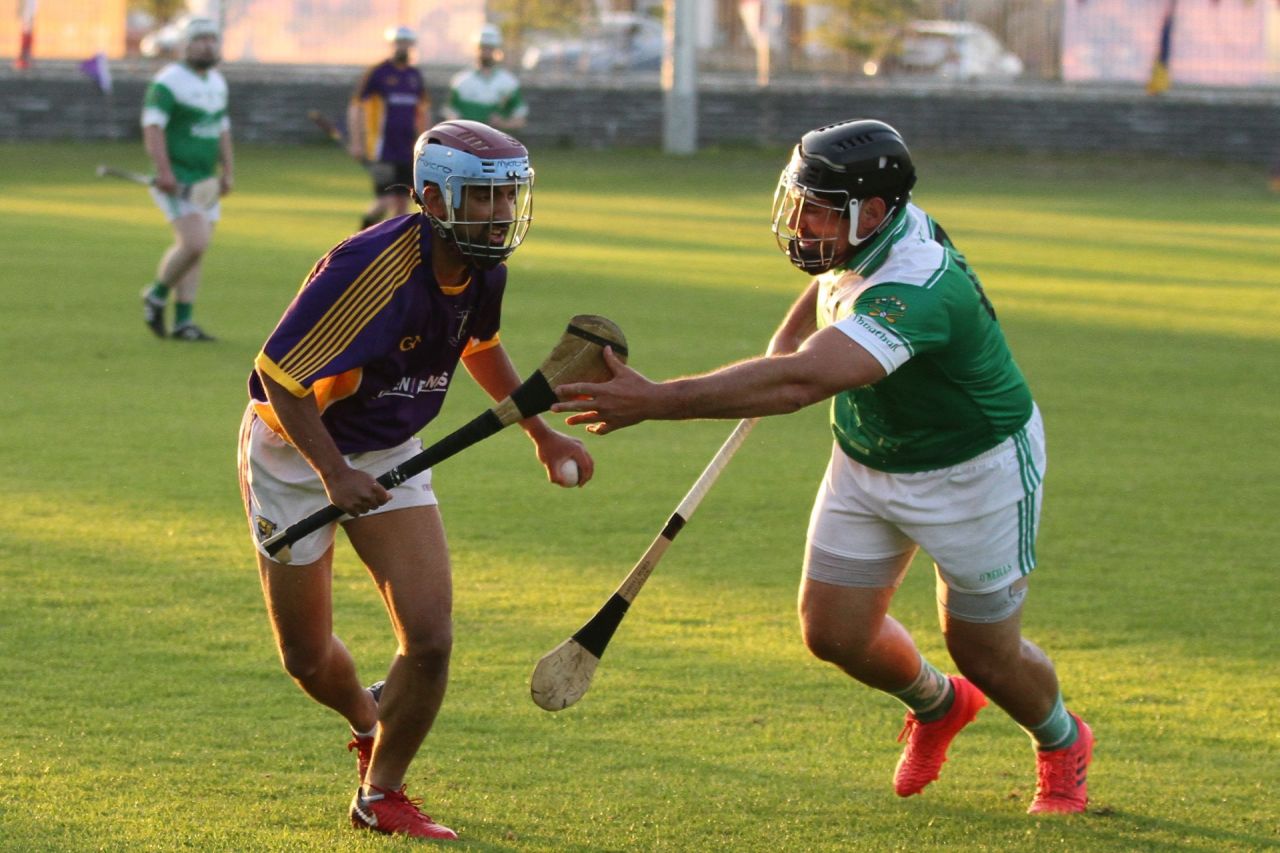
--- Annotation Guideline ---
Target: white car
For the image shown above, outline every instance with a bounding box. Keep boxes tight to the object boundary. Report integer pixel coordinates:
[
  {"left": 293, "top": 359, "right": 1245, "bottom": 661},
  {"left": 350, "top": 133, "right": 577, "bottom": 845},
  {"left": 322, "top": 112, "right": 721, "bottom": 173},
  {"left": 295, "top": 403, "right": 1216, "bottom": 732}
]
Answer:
[
  {"left": 522, "top": 13, "right": 664, "bottom": 74},
  {"left": 897, "top": 20, "right": 1023, "bottom": 80}
]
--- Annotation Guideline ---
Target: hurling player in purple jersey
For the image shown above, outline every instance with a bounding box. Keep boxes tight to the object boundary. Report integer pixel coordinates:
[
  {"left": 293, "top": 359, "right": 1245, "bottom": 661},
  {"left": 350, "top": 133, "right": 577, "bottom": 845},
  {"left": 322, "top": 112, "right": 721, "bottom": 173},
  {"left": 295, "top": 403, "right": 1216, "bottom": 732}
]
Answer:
[
  {"left": 237, "top": 120, "right": 587, "bottom": 841},
  {"left": 348, "top": 26, "right": 430, "bottom": 231}
]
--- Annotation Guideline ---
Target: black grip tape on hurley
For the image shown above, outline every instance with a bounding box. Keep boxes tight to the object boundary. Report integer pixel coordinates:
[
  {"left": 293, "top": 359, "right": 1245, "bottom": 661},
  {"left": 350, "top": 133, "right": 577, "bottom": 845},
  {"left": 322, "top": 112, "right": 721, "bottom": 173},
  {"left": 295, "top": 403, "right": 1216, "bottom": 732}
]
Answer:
[
  {"left": 265, "top": 410, "right": 505, "bottom": 557},
  {"left": 567, "top": 323, "right": 628, "bottom": 358},
  {"left": 509, "top": 370, "right": 557, "bottom": 419},
  {"left": 572, "top": 594, "right": 631, "bottom": 659}
]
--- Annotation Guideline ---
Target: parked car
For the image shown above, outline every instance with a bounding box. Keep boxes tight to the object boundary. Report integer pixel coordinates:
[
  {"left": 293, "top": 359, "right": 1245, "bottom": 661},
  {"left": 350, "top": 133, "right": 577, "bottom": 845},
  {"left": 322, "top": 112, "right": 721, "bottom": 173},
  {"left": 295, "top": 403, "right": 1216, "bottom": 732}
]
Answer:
[
  {"left": 139, "top": 14, "right": 192, "bottom": 58},
  {"left": 896, "top": 20, "right": 1023, "bottom": 80},
  {"left": 521, "top": 13, "right": 664, "bottom": 74}
]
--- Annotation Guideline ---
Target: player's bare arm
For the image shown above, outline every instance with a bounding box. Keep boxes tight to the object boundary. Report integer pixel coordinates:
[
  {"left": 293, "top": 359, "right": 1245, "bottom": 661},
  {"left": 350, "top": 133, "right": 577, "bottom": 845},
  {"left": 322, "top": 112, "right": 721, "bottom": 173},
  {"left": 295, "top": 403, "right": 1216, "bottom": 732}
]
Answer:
[
  {"left": 767, "top": 279, "right": 820, "bottom": 356},
  {"left": 416, "top": 94, "right": 430, "bottom": 135},
  {"left": 553, "top": 328, "right": 887, "bottom": 434},
  {"left": 218, "top": 130, "right": 234, "bottom": 195},
  {"left": 259, "top": 372, "right": 390, "bottom": 515},
  {"left": 461, "top": 341, "right": 593, "bottom": 486},
  {"left": 345, "top": 100, "right": 365, "bottom": 160},
  {"left": 142, "top": 124, "right": 179, "bottom": 194}
]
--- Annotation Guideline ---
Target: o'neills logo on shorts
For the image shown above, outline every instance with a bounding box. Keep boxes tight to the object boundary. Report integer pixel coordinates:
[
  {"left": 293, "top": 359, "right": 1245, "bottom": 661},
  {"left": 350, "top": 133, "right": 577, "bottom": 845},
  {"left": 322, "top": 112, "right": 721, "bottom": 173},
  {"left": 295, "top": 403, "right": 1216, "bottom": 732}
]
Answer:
[
  {"left": 255, "top": 515, "right": 278, "bottom": 541},
  {"left": 978, "top": 564, "right": 1014, "bottom": 584}
]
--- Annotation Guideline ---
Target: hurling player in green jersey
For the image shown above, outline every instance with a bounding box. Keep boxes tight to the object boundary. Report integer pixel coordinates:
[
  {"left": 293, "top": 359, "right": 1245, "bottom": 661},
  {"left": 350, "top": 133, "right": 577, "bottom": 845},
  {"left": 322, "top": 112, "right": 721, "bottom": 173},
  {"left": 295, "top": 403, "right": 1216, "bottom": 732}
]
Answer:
[
  {"left": 139, "top": 16, "right": 234, "bottom": 342},
  {"left": 441, "top": 25, "right": 527, "bottom": 131},
  {"left": 554, "top": 119, "right": 1093, "bottom": 815}
]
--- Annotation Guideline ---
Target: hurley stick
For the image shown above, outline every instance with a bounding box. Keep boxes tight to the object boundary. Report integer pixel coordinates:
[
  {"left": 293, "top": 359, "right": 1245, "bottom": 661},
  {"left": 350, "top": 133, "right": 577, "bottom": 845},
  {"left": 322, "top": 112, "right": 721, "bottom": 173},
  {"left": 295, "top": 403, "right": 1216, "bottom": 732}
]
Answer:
[
  {"left": 530, "top": 417, "right": 758, "bottom": 711},
  {"left": 261, "top": 315, "right": 627, "bottom": 563}
]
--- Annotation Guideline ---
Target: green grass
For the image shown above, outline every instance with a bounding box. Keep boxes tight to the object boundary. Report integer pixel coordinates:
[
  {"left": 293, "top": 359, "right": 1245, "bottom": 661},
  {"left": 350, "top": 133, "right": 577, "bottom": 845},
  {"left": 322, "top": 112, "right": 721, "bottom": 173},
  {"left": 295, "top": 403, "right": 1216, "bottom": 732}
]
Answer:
[{"left": 0, "top": 140, "right": 1277, "bottom": 851}]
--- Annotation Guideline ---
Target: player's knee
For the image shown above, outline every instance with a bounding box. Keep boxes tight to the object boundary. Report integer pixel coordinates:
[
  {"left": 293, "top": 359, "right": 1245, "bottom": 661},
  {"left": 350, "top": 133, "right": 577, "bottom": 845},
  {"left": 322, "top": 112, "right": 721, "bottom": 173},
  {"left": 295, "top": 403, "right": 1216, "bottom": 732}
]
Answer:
[
  {"left": 278, "top": 641, "right": 327, "bottom": 682},
  {"left": 940, "top": 582, "right": 1028, "bottom": 687},
  {"left": 801, "top": 628, "right": 845, "bottom": 664},
  {"left": 799, "top": 615, "right": 873, "bottom": 665},
  {"left": 399, "top": 623, "right": 453, "bottom": 672},
  {"left": 181, "top": 235, "right": 211, "bottom": 257}
]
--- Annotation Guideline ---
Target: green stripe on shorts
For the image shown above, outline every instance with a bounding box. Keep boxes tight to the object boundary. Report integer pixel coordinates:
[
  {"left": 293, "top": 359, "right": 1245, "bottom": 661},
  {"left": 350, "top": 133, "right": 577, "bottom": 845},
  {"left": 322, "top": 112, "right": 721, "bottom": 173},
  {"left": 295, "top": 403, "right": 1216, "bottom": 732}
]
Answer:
[{"left": 1012, "top": 427, "right": 1040, "bottom": 574}]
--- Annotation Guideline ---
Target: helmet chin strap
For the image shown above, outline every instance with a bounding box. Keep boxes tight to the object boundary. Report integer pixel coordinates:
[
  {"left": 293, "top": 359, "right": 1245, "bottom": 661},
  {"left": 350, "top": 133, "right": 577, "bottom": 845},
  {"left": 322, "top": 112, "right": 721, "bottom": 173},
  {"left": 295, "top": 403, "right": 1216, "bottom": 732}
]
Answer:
[
  {"left": 845, "top": 198, "right": 868, "bottom": 247},
  {"left": 845, "top": 197, "right": 903, "bottom": 249}
]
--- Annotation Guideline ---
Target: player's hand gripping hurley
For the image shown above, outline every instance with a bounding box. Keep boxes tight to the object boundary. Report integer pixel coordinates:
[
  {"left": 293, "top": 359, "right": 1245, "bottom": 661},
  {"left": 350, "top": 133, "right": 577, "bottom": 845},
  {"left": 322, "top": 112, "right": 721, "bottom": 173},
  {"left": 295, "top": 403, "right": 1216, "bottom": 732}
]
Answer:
[
  {"left": 94, "top": 164, "right": 192, "bottom": 199},
  {"left": 530, "top": 417, "right": 757, "bottom": 711},
  {"left": 307, "top": 109, "right": 374, "bottom": 171},
  {"left": 261, "top": 315, "right": 627, "bottom": 563}
]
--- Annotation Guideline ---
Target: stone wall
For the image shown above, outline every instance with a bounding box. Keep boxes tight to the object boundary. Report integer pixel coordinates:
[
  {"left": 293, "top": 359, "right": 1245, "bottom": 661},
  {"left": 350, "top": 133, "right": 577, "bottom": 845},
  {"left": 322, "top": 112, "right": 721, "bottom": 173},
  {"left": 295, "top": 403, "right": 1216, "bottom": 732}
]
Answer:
[{"left": 2, "top": 62, "right": 1277, "bottom": 163}]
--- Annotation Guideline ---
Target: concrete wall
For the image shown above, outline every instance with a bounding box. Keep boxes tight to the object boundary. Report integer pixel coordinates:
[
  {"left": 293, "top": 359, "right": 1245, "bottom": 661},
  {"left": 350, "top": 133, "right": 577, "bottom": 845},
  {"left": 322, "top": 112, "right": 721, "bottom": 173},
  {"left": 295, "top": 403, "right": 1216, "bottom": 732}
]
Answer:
[{"left": 3, "top": 62, "right": 1278, "bottom": 163}]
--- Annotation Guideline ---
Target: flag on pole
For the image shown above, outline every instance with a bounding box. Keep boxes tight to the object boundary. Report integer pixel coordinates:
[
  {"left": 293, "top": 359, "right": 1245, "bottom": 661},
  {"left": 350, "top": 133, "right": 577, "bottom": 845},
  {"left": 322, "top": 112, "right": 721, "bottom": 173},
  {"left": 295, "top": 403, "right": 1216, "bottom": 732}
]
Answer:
[
  {"left": 1146, "top": 0, "right": 1176, "bottom": 95},
  {"left": 15, "top": 0, "right": 38, "bottom": 70},
  {"left": 79, "top": 52, "right": 113, "bottom": 95}
]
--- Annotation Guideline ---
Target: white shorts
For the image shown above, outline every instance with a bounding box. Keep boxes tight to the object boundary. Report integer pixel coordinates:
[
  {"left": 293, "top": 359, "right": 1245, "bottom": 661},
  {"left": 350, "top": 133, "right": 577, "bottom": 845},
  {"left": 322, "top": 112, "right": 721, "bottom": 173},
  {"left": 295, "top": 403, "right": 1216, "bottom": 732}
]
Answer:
[
  {"left": 805, "top": 406, "right": 1046, "bottom": 594},
  {"left": 150, "top": 176, "right": 221, "bottom": 223},
  {"left": 237, "top": 408, "right": 437, "bottom": 566}
]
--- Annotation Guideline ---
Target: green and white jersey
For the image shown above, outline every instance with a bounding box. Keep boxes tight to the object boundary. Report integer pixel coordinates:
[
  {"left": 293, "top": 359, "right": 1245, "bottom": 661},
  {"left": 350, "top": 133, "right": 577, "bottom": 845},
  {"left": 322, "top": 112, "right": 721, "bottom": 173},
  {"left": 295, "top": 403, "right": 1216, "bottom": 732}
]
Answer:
[
  {"left": 818, "top": 203, "right": 1033, "bottom": 473},
  {"left": 443, "top": 67, "right": 527, "bottom": 124},
  {"left": 140, "top": 62, "right": 230, "bottom": 184}
]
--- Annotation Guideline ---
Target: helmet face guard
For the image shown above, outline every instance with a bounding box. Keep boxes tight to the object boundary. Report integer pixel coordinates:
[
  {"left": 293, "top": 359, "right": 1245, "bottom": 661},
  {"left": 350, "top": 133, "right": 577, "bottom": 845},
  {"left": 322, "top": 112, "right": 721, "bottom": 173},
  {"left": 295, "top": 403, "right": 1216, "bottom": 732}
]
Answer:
[
  {"left": 413, "top": 123, "right": 534, "bottom": 270},
  {"left": 771, "top": 120, "right": 917, "bottom": 275},
  {"left": 771, "top": 158, "right": 858, "bottom": 275}
]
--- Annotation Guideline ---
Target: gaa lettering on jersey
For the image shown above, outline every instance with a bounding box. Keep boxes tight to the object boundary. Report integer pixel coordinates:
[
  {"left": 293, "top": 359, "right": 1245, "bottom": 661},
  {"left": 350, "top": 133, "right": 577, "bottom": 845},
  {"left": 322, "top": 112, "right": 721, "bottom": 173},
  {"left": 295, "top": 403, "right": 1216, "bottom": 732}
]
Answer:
[
  {"left": 377, "top": 372, "right": 451, "bottom": 399},
  {"left": 866, "top": 295, "right": 907, "bottom": 325},
  {"left": 400, "top": 335, "right": 422, "bottom": 351},
  {"left": 254, "top": 515, "right": 278, "bottom": 541}
]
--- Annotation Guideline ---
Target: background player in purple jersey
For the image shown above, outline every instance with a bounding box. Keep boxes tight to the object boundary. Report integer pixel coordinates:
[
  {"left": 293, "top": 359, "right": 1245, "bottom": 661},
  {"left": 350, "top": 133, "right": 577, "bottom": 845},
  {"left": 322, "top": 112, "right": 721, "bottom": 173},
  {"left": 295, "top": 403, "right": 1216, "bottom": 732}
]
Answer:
[
  {"left": 237, "top": 120, "right": 587, "bottom": 840},
  {"left": 347, "top": 26, "right": 430, "bottom": 231}
]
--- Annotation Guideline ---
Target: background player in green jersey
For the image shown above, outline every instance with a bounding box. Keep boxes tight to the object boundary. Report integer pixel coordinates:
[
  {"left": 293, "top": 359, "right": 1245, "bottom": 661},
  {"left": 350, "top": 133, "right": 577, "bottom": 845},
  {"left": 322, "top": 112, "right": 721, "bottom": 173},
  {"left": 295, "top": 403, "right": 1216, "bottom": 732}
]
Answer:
[
  {"left": 442, "top": 25, "right": 527, "bottom": 131},
  {"left": 553, "top": 119, "right": 1094, "bottom": 815},
  {"left": 139, "top": 17, "right": 234, "bottom": 342}
]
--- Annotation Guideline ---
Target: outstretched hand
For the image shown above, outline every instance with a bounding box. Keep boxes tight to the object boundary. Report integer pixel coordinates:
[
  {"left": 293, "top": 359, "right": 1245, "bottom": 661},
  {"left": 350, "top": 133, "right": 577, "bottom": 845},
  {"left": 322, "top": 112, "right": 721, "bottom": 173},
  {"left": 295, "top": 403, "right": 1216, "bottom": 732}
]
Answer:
[{"left": 552, "top": 346, "right": 657, "bottom": 435}]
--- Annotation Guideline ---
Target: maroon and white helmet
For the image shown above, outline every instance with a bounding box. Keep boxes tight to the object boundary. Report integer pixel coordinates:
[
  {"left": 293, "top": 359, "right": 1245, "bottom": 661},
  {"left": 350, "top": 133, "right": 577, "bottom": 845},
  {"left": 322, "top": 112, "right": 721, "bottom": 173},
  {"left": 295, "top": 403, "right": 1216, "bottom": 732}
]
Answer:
[{"left": 413, "top": 120, "right": 534, "bottom": 269}]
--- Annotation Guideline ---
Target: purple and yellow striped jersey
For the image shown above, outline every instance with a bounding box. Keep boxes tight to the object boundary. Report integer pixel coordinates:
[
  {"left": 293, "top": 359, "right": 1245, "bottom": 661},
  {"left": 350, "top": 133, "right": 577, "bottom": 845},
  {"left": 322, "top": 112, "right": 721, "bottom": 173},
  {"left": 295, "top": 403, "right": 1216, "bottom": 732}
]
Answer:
[
  {"left": 352, "top": 60, "right": 428, "bottom": 164},
  {"left": 249, "top": 214, "right": 505, "bottom": 454}
]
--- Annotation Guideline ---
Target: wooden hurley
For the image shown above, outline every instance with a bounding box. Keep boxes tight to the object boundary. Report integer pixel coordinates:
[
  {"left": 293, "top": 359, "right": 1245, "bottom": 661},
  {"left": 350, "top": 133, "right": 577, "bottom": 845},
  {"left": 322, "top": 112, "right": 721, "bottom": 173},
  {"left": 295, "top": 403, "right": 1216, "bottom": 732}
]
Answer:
[
  {"left": 530, "top": 417, "right": 757, "bottom": 711},
  {"left": 262, "top": 314, "right": 627, "bottom": 563}
]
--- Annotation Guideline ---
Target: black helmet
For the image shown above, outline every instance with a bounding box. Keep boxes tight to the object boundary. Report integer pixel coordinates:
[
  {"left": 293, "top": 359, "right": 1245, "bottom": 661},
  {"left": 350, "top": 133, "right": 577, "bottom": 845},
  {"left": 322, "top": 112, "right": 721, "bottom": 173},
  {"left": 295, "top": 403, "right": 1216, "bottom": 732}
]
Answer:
[
  {"left": 793, "top": 119, "right": 916, "bottom": 207},
  {"left": 771, "top": 119, "right": 916, "bottom": 274}
]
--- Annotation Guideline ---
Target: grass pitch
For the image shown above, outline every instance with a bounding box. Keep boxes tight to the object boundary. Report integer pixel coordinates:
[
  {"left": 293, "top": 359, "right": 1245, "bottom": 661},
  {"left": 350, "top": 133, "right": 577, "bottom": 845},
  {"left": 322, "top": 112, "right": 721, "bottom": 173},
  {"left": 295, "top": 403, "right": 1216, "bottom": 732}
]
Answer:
[{"left": 0, "top": 140, "right": 1276, "bottom": 851}]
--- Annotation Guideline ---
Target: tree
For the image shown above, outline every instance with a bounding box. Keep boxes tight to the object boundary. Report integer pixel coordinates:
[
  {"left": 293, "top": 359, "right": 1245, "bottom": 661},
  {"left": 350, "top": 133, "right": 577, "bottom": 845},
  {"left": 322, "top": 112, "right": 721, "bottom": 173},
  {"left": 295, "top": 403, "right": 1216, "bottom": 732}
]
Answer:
[
  {"left": 128, "top": 0, "right": 188, "bottom": 23},
  {"left": 802, "top": 0, "right": 919, "bottom": 67},
  {"left": 488, "top": 0, "right": 597, "bottom": 44}
]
